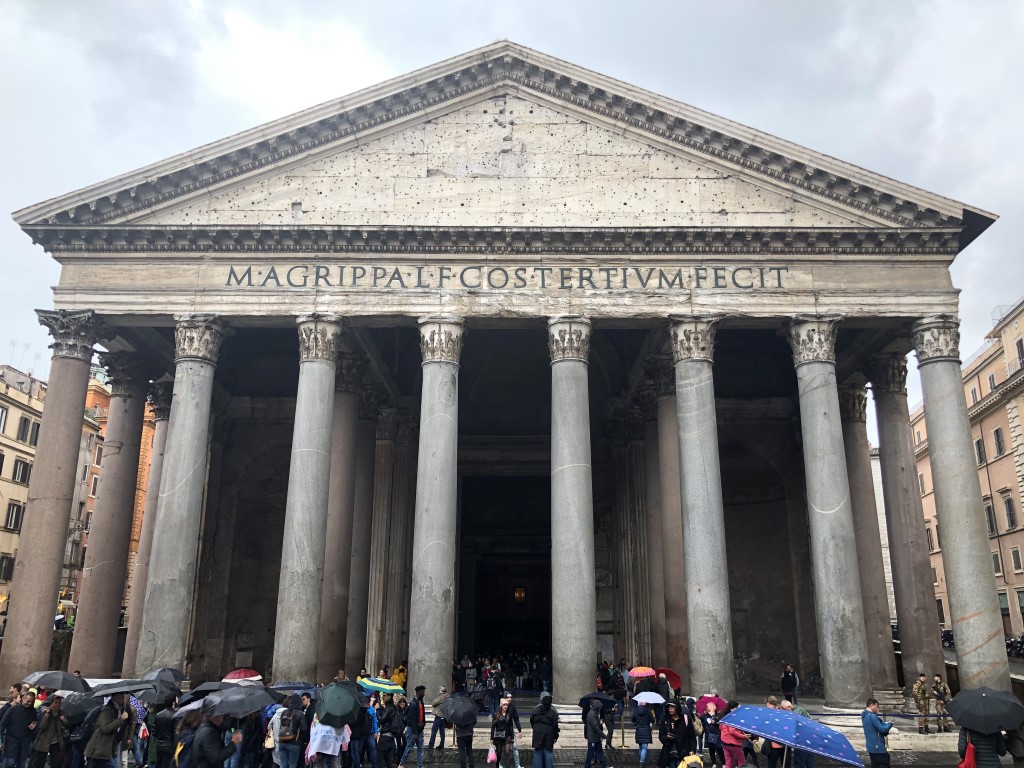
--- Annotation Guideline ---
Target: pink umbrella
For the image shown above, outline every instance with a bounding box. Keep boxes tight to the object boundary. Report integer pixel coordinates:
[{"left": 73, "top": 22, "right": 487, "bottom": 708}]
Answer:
[{"left": 222, "top": 668, "right": 262, "bottom": 682}]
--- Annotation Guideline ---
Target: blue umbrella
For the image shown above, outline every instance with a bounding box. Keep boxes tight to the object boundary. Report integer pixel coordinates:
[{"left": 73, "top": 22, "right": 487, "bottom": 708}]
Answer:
[{"left": 720, "top": 706, "right": 861, "bottom": 767}]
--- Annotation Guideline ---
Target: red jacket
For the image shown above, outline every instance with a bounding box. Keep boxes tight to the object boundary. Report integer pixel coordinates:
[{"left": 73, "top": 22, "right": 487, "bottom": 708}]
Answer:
[{"left": 719, "top": 723, "right": 745, "bottom": 747}]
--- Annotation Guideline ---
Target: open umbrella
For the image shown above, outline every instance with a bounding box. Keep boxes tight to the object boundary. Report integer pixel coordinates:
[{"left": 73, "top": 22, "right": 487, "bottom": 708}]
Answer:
[
  {"left": 138, "top": 680, "right": 181, "bottom": 705},
  {"left": 22, "top": 671, "right": 90, "bottom": 693},
  {"left": 270, "top": 681, "right": 317, "bottom": 693},
  {"left": 179, "top": 681, "right": 239, "bottom": 705},
  {"left": 655, "top": 668, "right": 682, "bottom": 691},
  {"left": 315, "top": 682, "right": 361, "bottom": 727},
  {"left": 948, "top": 687, "right": 1024, "bottom": 734},
  {"left": 579, "top": 691, "right": 616, "bottom": 711},
  {"left": 202, "top": 686, "right": 276, "bottom": 718},
  {"left": 173, "top": 699, "right": 205, "bottom": 719},
  {"left": 721, "top": 706, "right": 861, "bottom": 767},
  {"left": 142, "top": 668, "right": 186, "bottom": 684},
  {"left": 357, "top": 677, "right": 404, "bottom": 696},
  {"left": 633, "top": 692, "right": 665, "bottom": 705},
  {"left": 437, "top": 692, "right": 479, "bottom": 727},
  {"left": 60, "top": 690, "right": 101, "bottom": 721},
  {"left": 629, "top": 666, "right": 656, "bottom": 679},
  {"left": 222, "top": 668, "right": 262, "bottom": 682},
  {"left": 90, "top": 680, "right": 156, "bottom": 698}
]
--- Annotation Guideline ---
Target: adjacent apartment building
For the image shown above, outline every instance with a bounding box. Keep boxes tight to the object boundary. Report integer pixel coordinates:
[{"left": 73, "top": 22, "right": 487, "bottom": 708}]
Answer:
[{"left": 912, "top": 297, "right": 1024, "bottom": 636}]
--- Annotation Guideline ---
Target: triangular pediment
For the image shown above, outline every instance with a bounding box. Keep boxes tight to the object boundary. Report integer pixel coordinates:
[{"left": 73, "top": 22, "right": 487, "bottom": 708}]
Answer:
[
  {"left": 125, "top": 94, "right": 868, "bottom": 230},
  {"left": 15, "top": 40, "right": 994, "bottom": 247}
]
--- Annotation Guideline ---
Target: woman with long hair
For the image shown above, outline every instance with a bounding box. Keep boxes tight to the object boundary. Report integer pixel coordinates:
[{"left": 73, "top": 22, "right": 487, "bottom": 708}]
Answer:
[{"left": 490, "top": 699, "right": 515, "bottom": 768}]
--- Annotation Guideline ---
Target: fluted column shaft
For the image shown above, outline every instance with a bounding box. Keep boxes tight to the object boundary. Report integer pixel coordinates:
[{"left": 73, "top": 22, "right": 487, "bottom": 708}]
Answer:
[
  {"left": 69, "top": 353, "right": 151, "bottom": 677},
  {"left": 868, "top": 353, "right": 944, "bottom": 683},
  {"left": 137, "top": 315, "right": 225, "bottom": 673},
  {"left": 407, "top": 317, "right": 464, "bottom": 694},
  {"left": 273, "top": 316, "right": 343, "bottom": 682},
  {"left": 0, "top": 310, "right": 103, "bottom": 683},
  {"left": 671, "top": 318, "right": 733, "bottom": 699},
  {"left": 642, "top": 408, "right": 667, "bottom": 667},
  {"left": 913, "top": 316, "right": 1011, "bottom": 690},
  {"left": 549, "top": 316, "right": 597, "bottom": 701},
  {"left": 317, "top": 352, "right": 365, "bottom": 683},
  {"left": 788, "top": 317, "right": 871, "bottom": 707},
  {"left": 838, "top": 384, "right": 900, "bottom": 691},
  {"left": 123, "top": 382, "right": 173, "bottom": 676},
  {"left": 345, "top": 388, "right": 381, "bottom": 674}
]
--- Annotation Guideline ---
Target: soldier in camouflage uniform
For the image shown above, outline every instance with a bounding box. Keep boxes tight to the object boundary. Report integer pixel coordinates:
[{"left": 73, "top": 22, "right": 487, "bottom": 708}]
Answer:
[
  {"left": 931, "top": 673, "right": 952, "bottom": 732},
  {"left": 911, "top": 673, "right": 932, "bottom": 734}
]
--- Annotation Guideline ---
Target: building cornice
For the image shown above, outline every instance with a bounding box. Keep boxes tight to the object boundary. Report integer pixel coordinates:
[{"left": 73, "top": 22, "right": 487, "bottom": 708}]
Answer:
[
  {"left": 13, "top": 42, "right": 991, "bottom": 243},
  {"left": 26, "top": 224, "right": 961, "bottom": 256}
]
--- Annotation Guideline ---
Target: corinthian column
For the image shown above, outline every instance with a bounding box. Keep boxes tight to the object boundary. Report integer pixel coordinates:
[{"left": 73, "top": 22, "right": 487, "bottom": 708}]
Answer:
[
  {"left": 639, "top": 388, "right": 667, "bottom": 668},
  {"left": 137, "top": 315, "right": 226, "bottom": 674},
  {"left": 69, "top": 352, "right": 152, "bottom": 677},
  {"left": 273, "top": 315, "right": 343, "bottom": 682},
  {"left": 317, "top": 351, "right": 365, "bottom": 683},
  {"left": 123, "top": 381, "right": 173, "bottom": 676},
  {"left": 787, "top": 317, "right": 871, "bottom": 707},
  {"left": 838, "top": 383, "right": 899, "bottom": 692},
  {"left": 913, "top": 316, "right": 1011, "bottom": 690},
  {"left": 0, "top": 310, "right": 104, "bottom": 683},
  {"left": 407, "top": 317, "right": 464, "bottom": 694},
  {"left": 868, "top": 352, "right": 944, "bottom": 683},
  {"left": 670, "top": 317, "right": 733, "bottom": 699},
  {"left": 549, "top": 316, "right": 597, "bottom": 701}
]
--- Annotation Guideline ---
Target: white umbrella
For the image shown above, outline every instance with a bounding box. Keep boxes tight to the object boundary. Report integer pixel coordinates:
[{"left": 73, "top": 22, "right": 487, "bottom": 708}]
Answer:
[{"left": 634, "top": 691, "right": 665, "bottom": 705}]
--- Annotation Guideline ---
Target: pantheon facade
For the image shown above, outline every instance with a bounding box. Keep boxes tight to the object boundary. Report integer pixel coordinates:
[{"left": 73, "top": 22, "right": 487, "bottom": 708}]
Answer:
[{"left": 0, "top": 43, "right": 1010, "bottom": 706}]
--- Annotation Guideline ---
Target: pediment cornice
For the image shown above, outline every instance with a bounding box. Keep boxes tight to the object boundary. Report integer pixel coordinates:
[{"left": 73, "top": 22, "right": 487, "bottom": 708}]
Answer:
[
  {"left": 28, "top": 224, "right": 960, "bottom": 256},
  {"left": 14, "top": 42, "right": 994, "bottom": 247}
]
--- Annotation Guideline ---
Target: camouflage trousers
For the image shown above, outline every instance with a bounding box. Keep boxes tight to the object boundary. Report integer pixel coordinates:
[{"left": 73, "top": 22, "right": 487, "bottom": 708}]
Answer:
[
  {"left": 916, "top": 699, "right": 930, "bottom": 729},
  {"left": 935, "top": 701, "right": 949, "bottom": 730}
]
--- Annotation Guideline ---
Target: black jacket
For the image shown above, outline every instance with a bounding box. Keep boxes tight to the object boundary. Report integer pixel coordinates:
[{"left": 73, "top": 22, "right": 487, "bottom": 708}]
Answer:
[
  {"left": 193, "top": 722, "right": 236, "bottom": 768},
  {"left": 350, "top": 709, "right": 372, "bottom": 741},
  {"left": 632, "top": 706, "right": 653, "bottom": 745},
  {"left": 529, "top": 702, "right": 558, "bottom": 750},
  {"left": 659, "top": 714, "right": 693, "bottom": 753},
  {"left": 960, "top": 728, "right": 1007, "bottom": 768},
  {"left": 584, "top": 703, "right": 604, "bottom": 744},
  {"left": 490, "top": 714, "right": 514, "bottom": 743},
  {"left": 154, "top": 709, "right": 177, "bottom": 751},
  {"left": 406, "top": 699, "right": 427, "bottom": 734},
  {"left": 0, "top": 703, "right": 38, "bottom": 742}
]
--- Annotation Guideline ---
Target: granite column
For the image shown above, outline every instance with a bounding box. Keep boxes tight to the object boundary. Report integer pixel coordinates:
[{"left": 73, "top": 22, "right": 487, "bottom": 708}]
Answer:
[
  {"left": 272, "top": 315, "right": 343, "bottom": 682},
  {"left": 868, "top": 352, "right": 944, "bottom": 683},
  {"left": 787, "top": 317, "right": 871, "bottom": 707},
  {"left": 69, "top": 352, "right": 151, "bottom": 677},
  {"left": 136, "top": 315, "right": 225, "bottom": 673},
  {"left": 671, "top": 318, "right": 733, "bottom": 699},
  {"left": 549, "top": 316, "right": 597, "bottom": 702},
  {"left": 641, "top": 390, "right": 667, "bottom": 668},
  {"left": 407, "top": 317, "right": 464, "bottom": 694},
  {"left": 365, "top": 409, "right": 397, "bottom": 672},
  {"left": 0, "top": 310, "right": 103, "bottom": 683},
  {"left": 913, "top": 316, "right": 1011, "bottom": 690}
]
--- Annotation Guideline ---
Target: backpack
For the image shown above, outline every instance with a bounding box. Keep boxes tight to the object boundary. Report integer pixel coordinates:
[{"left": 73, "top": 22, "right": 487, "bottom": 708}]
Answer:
[
  {"left": 277, "top": 709, "right": 299, "bottom": 742},
  {"left": 72, "top": 705, "right": 103, "bottom": 744},
  {"left": 174, "top": 730, "right": 195, "bottom": 768},
  {"left": 486, "top": 675, "right": 497, "bottom": 690}
]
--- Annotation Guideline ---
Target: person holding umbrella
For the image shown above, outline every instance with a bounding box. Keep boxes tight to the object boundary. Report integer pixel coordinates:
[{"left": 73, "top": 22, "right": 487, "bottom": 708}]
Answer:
[
  {"left": 192, "top": 714, "right": 242, "bottom": 768},
  {"left": 947, "top": 687, "right": 1023, "bottom": 768},
  {"left": 29, "top": 694, "right": 67, "bottom": 768},
  {"left": 583, "top": 699, "right": 608, "bottom": 768}
]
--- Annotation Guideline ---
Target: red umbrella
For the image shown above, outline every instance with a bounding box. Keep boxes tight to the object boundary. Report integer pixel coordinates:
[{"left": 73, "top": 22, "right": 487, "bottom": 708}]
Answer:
[
  {"left": 222, "top": 668, "right": 262, "bottom": 682},
  {"left": 655, "top": 668, "right": 682, "bottom": 691}
]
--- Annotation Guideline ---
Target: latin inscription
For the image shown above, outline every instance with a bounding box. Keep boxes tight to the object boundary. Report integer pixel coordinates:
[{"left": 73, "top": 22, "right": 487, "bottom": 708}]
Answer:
[{"left": 225, "top": 264, "right": 789, "bottom": 291}]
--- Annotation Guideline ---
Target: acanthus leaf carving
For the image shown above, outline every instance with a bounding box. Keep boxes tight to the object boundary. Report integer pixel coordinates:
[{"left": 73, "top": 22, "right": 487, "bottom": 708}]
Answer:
[
  {"left": 174, "top": 315, "right": 226, "bottom": 364},
  {"left": 547, "top": 316, "right": 591, "bottom": 363},
  {"left": 36, "top": 309, "right": 106, "bottom": 362},
  {"left": 837, "top": 384, "right": 868, "bottom": 422},
  {"left": 419, "top": 317, "right": 464, "bottom": 364},
  {"left": 669, "top": 317, "right": 719, "bottom": 363},
  {"left": 787, "top": 316, "right": 840, "bottom": 366},
  {"left": 296, "top": 315, "right": 342, "bottom": 363},
  {"left": 912, "top": 315, "right": 960, "bottom": 366}
]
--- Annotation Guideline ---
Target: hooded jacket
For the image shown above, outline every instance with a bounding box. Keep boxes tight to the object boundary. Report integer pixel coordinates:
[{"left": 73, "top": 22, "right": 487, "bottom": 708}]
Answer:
[
  {"left": 193, "top": 721, "right": 237, "bottom": 768},
  {"left": 32, "top": 707, "right": 67, "bottom": 751},
  {"left": 584, "top": 700, "right": 605, "bottom": 744},
  {"left": 631, "top": 705, "right": 653, "bottom": 745},
  {"left": 530, "top": 695, "right": 558, "bottom": 750}
]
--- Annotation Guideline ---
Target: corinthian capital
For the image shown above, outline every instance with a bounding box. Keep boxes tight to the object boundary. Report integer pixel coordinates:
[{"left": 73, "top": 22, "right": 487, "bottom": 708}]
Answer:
[
  {"left": 99, "top": 352, "right": 153, "bottom": 398},
  {"left": 148, "top": 380, "right": 174, "bottom": 421},
  {"left": 174, "top": 315, "right": 226, "bottom": 364},
  {"left": 36, "top": 309, "right": 106, "bottom": 361},
  {"left": 419, "top": 316, "right": 464, "bottom": 364},
  {"left": 788, "top": 315, "right": 841, "bottom": 366},
  {"left": 336, "top": 352, "right": 367, "bottom": 393},
  {"left": 837, "top": 384, "right": 868, "bottom": 422},
  {"left": 645, "top": 355, "right": 674, "bottom": 397},
  {"left": 359, "top": 385, "right": 385, "bottom": 421},
  {"left": 868, "top": 353, "right": 909, "bottom": 394},
  {"left": 669, "top": 316, "right": 719, "bottom": 363},
  {"left": 912, "top": 315, "right": 960, "bottom": 366},
  {"left": 547, "top": 316, "right": 591, "bottom": 363},
  {"left": 296, "top": 315, "right": 342, "bottom": 363}
]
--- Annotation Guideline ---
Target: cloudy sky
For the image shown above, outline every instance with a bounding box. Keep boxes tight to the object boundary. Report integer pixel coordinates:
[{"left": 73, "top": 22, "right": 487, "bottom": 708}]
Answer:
[{"left": 2, "top": 0, "right": 1022, "bottom": 419}]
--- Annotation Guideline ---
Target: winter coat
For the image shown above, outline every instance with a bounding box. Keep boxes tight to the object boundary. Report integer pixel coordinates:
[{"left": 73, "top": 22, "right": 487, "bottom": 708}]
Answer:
[
  {"left": 701, "top": 713, "right": 722, "bottom": 748},
  {"left": 718, "top": 723, "right": 745, "bottom": 748},
  {"left": 861, "top": 710, "right": 892, "bottom": 755},
  {"left": 406, "top": 699, "right": 427, "bottom": 734},
  {"left": 631, "top": 705, "right": 653, "bottom": 745},
  {"left": 491, "top": 714, "right": 514, "bottom": 744},
  {"left": 530, "top": 697, "right": 558, "bottom": 750},
  {"left": 379, "top": 704, "right": 402, "bottom": 739},
  {"left": 32, "top": 708, "right": 67, "bottom": 751},
  {"left": 0, "top": 703, "right": 38, "bottom": 744},
  {"left": 780, "top": 671, "right": 799, "bottom": 694},
  {"left": 656, "top": 679, "right": 672, "bottom": 700},
  {"left": 193, "top": 721, "right": 236, "bottom": 768},
  {"left": 454, "top": 719, "right": 476, "bottom": 739},
  {"left": 349, "top": 709, "right": 372, "bottom": 741},
  {"left": 84, "top": 703, "right": 125, "bottom": 759},
  {"left": 584, "top": 702, "right": 604, "bottom": 744},
  {"left": 959, "top": 728, "right": 1007, "bottom": 768},
  {"left": 154, "top": 708, "right": 177, "bottom": 751}
]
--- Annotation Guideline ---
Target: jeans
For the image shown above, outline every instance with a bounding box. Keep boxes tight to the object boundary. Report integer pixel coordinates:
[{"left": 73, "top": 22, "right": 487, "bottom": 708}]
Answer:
[
  {"left": 133, "top": 731, "right": 147, "bottom": 768},
  {"left": 584, "top": 742, "right": 607, "bottom": 768},
  {"left": 637, "top": 744, "right": 648, "bottom": 766},
  {"left": 279, "top": 742, "right": 301, "bottom": 768},
  {"left": 85, "top": 760, "right": 118, "bottom": 768},
  {"left": 509, "top": 734, "right": 521, "bottom": 768},
  {"left": 224, "top": 732, "right": 242, "bottom": 768},
  {"left": 4, "top": 737, "right": 33, "bottom": 768},
  {"left": 868, "top": 755, "right": 890, "bottom": 768},
  {"left": 350, "top": 737, "right": 377, "bottom": 768},
  {"left": 456, "top": 736, "right": 474, "bottom": 768},
  {"left": 378, "top": 736, "right": 397, "bottom": 768},
  {"left": 69, "top": 743, "right": 86, "bottom": 768},
  {"left": 531, "top": 749, "right": 551, "bottom": 768},
  {"left": 427, "top": 719, "right": 446, "bottom": 750},
  {"left": 399, "top": 729, "right": 423, "bottom": 768}
]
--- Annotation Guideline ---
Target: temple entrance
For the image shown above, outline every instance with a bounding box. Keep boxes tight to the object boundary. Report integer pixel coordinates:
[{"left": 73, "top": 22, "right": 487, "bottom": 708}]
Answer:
[{"left": 457, "top": 475, "right": 551, "bottom": 657}]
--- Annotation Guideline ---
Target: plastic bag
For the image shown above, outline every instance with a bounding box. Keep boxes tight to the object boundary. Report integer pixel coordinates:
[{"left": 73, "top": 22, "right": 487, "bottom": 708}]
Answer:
[{"left": 487, "top": 745, "right": 497, "bottom": 764}]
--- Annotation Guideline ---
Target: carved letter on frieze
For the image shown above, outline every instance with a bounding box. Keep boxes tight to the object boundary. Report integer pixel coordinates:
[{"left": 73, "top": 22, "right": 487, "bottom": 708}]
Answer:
[
  {"left": 296, "top": 315, "right": 342, "bottom": 364},
  {"left": 787, "top": 315, "right": 841, "bottom": 366},
  {"left": 868, "top": 353, "right": 909, "bottom": 394},
  {"left": 669, "top": 317, "right": 719, "bottom": 363},
  {"left": 174, "top": 315, "right": 226, "bottom": 365},
  {"left": 36, "top": 309, "right": 106, "bottom": 361},
  {"left": 148, "top": 380, "right": 174, "bottom": 421},
  {"left": 547, "top": 316, "right": 592, "bottom": 363},
  {"left": 837, "top": 384, "right": 868, "bottom": 422},
  {"left": 419, "top": 317, "right": 465, "bottom": 364},
  {"left": 912, "top": 315, "right": 961, "bottom": 366}
]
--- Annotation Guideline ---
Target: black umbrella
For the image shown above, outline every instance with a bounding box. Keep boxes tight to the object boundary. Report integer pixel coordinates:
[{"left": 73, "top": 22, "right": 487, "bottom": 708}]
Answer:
[
  {"left": 178, "top": 681, "right": 239, "bottom": 706},
  {"left": 315, "top": 682, "right": 361, "bottom": 727},
  {"left": 438, "top": 693, "right": 479, "bottom": 727},
  {"left": 60, "top": 691, "right": 101, "bottom": 721},
  {"left": 90, "top": 680, "right": 156, "bottom": 698},
  {"left": 948, "top": 687, "right": 1024, "bottom": 734},
  {"left": 142, "top": 668, "right": 187, "bottom": 684},
  {"left": 22, "top": 671, "right": 90, "bottom": 693},
  {"left": 202, "top": 686, "right": 276, "bottom": 718},
  {"left": 579, "top": 691, "right": 616, "bottom": 711},
  {"left": 270, "top": 681, "right": 317, "bottom": 693},
  {"left": 138, "top": 679, "right": 181, "bottom": 705}
]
